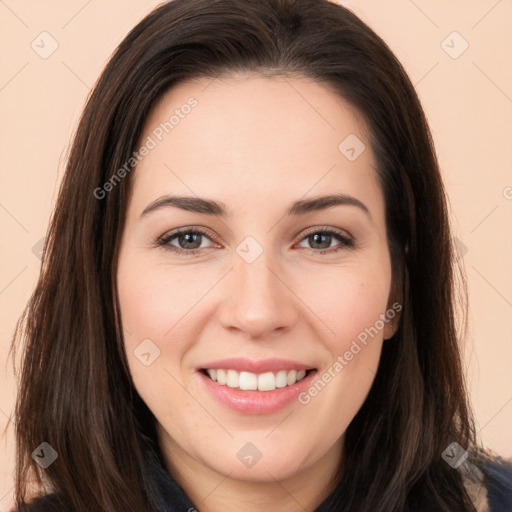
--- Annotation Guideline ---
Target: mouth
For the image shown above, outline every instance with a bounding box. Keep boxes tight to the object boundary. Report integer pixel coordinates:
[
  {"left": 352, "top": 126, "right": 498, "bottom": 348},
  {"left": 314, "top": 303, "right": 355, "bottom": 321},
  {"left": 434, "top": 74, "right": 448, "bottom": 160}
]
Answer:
[
  {"left": 196, "top": 358, "right": 318, "bottom": 414},
  {"left": 199, "top": 368, "right": 315, "bottom": 391}
]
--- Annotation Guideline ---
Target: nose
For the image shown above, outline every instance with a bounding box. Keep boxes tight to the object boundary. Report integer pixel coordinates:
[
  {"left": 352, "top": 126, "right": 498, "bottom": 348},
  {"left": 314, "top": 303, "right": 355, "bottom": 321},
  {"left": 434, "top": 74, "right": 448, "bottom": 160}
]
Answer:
[{"left": 218, "top": 251, "right": 299, "bottom": 340}]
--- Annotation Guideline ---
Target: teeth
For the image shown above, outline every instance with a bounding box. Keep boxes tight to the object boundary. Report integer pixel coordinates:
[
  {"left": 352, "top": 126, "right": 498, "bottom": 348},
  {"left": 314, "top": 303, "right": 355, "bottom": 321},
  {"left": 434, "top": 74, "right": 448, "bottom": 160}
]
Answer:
[
  {"left": 204, "top": 368, "right": 309, "bottom": 390},
  {"left": 239, "top": 371, "right": 258, "bottom": 390},
  {"left": 287, "top": 370, "right": 297, "bottom": 385},
  {"left": 258, "top": 372, "right": 276, "bottom": 391},
  {"left": 226, "top": 369, "right": 239, "bottom": 388},
  {"left": 275, "top": 370, "right": 288, "bottom": 388},
  {"left": 216, "top": 369, "right": 227, "bottom": 385}
]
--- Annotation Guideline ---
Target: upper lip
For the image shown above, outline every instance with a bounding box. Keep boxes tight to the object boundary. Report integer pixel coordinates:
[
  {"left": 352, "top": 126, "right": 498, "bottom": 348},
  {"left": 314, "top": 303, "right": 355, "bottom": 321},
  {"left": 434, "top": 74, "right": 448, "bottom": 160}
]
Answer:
[{"left": 199, "top": 358, "right": 315, "bottom": 374}]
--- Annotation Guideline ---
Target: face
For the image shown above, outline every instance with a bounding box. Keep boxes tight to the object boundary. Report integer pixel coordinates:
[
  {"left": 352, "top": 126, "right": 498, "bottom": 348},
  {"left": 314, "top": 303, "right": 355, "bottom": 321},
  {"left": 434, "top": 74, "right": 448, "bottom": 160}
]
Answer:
[{"left": 116, "top": 74, "right": 399, "bottom": 485}]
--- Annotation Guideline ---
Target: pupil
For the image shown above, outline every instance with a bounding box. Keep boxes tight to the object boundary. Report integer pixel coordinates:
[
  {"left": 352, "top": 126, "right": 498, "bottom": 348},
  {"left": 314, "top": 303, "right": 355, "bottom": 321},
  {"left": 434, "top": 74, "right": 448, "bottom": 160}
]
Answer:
[
  {"left": 311, "top": 233, "right": 330, "bottom": 249},
  {"left": 180, "top": 233, "right": 201, "bottom": 249}
]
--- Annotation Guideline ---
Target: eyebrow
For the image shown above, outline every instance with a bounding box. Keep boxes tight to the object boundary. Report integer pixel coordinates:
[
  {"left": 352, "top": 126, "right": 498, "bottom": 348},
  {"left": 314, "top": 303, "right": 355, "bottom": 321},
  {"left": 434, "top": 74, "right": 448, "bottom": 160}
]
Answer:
[{"left": 140, "top": 193, "right": 371, "bottom": 220}]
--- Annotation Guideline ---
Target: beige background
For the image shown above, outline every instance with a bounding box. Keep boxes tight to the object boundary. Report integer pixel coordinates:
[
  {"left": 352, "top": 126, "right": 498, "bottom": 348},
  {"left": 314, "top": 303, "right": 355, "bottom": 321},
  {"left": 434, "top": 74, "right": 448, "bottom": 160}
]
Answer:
[{"left": 1, "top": 0, "right": 511, "bottom": 508}]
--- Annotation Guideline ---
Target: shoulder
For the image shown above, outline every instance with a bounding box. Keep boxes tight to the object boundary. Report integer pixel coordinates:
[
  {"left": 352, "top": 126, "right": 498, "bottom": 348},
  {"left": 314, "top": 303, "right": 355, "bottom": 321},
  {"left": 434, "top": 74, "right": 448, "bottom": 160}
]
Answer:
[
  {"left": 483, "top": 456, "right": 512, "bottom": 511},
  {"left": 463, "top": 455, "right": 512, "bottom": 512},
  {"left": 13, "top": 457, "right": 512, "bottom": 512}
]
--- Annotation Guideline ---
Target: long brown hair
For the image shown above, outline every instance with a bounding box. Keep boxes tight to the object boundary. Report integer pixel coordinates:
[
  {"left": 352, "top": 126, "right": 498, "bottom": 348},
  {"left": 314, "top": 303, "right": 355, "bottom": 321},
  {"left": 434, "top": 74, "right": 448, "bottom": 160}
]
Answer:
[{"left": 10, "top": 0, "right": 492, "bottom": 510}]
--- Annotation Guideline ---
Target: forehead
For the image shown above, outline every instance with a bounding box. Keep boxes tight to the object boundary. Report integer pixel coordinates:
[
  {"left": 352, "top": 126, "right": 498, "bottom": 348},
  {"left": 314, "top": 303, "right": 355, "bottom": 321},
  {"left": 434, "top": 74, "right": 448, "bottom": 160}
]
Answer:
[{"left": 130, "top": 73, "right": 383, "bottom": 220}]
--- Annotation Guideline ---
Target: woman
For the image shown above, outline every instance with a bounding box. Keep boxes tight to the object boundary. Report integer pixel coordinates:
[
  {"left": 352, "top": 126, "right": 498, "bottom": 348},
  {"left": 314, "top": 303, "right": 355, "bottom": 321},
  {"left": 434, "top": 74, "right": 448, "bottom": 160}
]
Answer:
[{"left": 10, "top": 0, "right": 512, "bottom": 511}]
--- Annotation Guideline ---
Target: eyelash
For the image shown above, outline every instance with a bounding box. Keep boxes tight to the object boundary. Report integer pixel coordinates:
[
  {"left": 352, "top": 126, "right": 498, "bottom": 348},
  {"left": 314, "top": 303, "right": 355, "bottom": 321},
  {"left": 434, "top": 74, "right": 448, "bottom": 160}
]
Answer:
[{"left": 156, "top": 226, "right": 354, "bottom": 257}]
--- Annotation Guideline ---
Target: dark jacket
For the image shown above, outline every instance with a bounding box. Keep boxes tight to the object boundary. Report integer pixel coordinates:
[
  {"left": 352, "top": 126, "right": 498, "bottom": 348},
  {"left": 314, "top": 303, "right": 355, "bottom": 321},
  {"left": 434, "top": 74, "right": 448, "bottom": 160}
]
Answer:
[{"left": 16, "top": 449, "right": 512, "bottom": 511}]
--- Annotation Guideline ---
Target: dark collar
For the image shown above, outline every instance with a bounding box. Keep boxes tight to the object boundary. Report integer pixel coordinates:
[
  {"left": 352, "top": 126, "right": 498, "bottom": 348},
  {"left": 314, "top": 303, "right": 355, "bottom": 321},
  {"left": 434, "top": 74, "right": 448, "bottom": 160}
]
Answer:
[
  {"left": 145, "top": 445, "right": 512, "bottom": 512},
  {"left": 145, "top": 446, "right": 197, "bottom": 512},
  {"left": 144, "top": 445, "right": 334, "bottom": 511}
]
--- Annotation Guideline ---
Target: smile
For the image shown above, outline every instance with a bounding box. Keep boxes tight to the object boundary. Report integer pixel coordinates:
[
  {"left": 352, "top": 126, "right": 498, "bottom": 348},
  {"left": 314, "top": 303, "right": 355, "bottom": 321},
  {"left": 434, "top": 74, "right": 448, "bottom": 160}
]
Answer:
[
  {"left": 201, "top": 368, "right": 311, "bottom": 391},
  {"left": 197, "top": 358, "right": 318, "bottom": 414}
]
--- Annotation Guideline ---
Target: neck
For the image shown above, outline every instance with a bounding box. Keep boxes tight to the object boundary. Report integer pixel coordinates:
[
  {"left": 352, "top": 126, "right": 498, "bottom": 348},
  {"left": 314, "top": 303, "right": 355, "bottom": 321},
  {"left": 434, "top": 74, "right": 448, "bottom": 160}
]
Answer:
[{"left": 157, "top": 428, "right": 343, "bottom": 512}]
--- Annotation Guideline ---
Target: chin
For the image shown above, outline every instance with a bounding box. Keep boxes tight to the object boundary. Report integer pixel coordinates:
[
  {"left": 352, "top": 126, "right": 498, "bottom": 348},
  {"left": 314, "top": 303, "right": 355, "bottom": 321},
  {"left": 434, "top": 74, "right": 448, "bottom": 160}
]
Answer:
[{"left": 200, "top": 436, "right": 317, "bottom": 482}]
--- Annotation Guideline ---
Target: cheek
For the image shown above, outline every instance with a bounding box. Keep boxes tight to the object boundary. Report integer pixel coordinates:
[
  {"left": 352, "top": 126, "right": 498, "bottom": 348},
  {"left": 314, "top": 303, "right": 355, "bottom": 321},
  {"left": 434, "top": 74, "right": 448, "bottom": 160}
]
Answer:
[
  {"left": 305, "top": 261, "right": 392, "bottom": 351},
  {"left": 117, "top": 252, "right": 210, "bottom": 350},
  {"left": 293, "top": 261, "right": 391, "bottom": 437},
  {"left": 294, "top": 260, "right": 391, "bottom": 416},
  {"left": 116, "top": 253, "right": 193, "bottom": 403},
  {"left": 116, "top": 252, "right": 206, "bottom": 415}
]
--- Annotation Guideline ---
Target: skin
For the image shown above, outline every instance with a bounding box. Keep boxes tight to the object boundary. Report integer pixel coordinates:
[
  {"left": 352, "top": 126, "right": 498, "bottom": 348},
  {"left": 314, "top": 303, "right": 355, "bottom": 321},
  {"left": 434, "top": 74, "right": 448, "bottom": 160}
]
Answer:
[{"left": 116, "top": 73, "right": 400, "bottom": 512}]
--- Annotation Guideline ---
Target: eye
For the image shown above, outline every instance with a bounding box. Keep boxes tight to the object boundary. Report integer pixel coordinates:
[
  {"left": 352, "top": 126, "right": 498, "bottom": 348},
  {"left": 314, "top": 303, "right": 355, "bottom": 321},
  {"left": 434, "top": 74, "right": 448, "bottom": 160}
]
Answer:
[
  {"left": 156, "top": 226, "right": 354, "bottom": 256},
  {"left": 296, "top": 227, "right": 354, "bottom": 254},
  {"left": 157, "top": 228, "right": 218, "bottom": 256}
]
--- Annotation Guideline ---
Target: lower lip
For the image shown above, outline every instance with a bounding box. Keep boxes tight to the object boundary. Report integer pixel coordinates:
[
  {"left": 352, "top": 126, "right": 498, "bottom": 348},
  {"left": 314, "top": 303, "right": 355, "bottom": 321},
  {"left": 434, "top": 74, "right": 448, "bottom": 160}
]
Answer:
[{"left": 198, "top": 370, "right": 317, "bottom": 415}]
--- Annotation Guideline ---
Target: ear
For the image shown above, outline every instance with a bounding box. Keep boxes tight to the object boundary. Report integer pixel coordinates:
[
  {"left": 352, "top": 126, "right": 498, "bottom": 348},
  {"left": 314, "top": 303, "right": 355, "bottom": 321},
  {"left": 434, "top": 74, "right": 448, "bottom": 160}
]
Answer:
[{"left": 383, "top": 302, "right": 401, "bottom": 340}]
